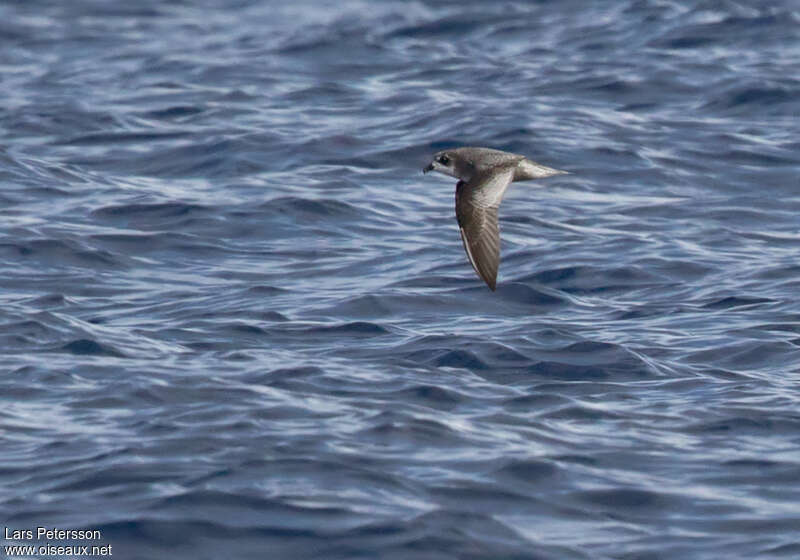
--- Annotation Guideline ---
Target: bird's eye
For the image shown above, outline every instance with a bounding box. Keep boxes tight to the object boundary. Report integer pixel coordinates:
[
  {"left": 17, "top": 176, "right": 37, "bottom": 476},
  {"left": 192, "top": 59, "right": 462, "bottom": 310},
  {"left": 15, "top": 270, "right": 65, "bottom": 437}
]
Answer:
[{"left": 438, "top": 155, "right": 450, "bottom": 165}]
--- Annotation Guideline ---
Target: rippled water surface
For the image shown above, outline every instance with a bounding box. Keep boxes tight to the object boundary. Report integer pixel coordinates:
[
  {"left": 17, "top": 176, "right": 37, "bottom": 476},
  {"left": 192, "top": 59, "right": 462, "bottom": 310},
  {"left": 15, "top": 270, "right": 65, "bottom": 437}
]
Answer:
[{"left": 2, "top": 1, "right": 800, "bottom": 558}]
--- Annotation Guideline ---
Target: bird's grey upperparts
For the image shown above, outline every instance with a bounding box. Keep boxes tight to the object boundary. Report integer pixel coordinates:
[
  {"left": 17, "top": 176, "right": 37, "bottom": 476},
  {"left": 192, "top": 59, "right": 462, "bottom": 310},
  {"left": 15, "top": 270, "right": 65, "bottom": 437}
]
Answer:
[{"left": 423, "top": 147, "right": 567, "bottom": 291}]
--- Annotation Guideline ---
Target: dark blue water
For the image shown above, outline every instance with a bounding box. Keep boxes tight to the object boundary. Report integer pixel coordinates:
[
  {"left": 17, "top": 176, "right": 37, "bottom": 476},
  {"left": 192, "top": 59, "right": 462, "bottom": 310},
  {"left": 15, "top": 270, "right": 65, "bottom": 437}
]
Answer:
[{"left": 2, "top": 1, "right": 799, "bottom": 558}]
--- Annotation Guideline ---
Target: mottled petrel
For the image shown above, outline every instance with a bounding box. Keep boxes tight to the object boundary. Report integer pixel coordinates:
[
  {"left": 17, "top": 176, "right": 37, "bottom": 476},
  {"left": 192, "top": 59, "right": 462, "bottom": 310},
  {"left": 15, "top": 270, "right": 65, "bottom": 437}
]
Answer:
[{"left": 423, "top": 147, "right": 566, "bottom": 291}]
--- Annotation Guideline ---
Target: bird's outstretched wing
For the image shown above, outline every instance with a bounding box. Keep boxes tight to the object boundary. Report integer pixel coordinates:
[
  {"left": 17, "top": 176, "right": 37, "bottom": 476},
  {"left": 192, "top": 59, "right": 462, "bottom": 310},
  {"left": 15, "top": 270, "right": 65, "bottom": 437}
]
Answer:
[{"left": 455, "top": 165, "right": 516, "bottom": 291}]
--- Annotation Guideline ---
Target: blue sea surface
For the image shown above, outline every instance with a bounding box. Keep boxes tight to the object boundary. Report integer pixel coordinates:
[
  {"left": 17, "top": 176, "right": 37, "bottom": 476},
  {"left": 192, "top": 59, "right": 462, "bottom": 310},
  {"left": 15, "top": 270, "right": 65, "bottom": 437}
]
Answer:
[{"left": 2, "top": 1, "right": 800, "bottom": 558}]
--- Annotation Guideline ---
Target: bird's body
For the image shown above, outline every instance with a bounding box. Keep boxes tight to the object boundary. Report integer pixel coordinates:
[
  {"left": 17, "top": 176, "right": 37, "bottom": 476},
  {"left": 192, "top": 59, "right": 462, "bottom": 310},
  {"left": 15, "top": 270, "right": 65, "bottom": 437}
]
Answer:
[{"left": 423, "top": 147, "right": 566, "bottom": 291}]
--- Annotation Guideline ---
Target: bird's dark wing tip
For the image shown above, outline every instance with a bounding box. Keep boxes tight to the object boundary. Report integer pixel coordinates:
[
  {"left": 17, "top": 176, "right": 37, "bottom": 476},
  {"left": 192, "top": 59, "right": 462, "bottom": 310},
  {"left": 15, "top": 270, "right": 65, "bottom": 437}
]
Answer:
[{"left": 458, "top": 221, "right": 500, "bottom": 292}]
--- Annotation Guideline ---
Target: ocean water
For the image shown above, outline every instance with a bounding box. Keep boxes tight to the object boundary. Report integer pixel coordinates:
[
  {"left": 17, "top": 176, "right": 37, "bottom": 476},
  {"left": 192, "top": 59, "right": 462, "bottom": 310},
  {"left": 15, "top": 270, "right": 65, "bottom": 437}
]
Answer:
[{"left": 2, "top": 1, "right": 799, "bottom": 558}]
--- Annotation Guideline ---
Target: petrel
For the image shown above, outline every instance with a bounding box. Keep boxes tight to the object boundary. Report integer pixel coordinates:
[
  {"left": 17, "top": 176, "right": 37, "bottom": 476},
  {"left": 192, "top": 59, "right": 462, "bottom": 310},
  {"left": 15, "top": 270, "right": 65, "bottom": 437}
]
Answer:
[{"left": 423, "top": 147, "right": 566, "bottom": 291}]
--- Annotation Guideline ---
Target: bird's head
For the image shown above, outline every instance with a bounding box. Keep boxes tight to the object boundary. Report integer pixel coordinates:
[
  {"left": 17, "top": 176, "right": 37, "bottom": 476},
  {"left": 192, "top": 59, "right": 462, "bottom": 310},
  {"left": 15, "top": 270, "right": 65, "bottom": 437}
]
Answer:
[{"left": 423, "top": 150, "right": 473, "bottom": 180}]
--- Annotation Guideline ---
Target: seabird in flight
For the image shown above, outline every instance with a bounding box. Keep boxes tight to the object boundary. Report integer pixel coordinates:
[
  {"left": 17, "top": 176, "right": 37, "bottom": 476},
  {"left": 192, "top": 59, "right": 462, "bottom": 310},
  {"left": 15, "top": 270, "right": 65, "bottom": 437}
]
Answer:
[{"left": 423, "top": 147, "right": 567, "bottom": 291}]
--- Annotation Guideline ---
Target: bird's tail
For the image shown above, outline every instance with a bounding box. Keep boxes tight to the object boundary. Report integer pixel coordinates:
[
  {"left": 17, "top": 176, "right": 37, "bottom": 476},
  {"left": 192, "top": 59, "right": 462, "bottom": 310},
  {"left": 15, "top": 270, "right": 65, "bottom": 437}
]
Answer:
[{"left": 515, "top": 159, "right": 568, "bottom": 181}]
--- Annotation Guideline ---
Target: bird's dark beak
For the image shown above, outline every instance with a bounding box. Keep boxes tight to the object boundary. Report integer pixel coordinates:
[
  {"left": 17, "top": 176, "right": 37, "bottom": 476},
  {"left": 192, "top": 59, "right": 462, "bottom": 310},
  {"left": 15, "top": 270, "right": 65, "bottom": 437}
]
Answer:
[{"left": 423, "top": 163, "right": 434, "bottom": 174}]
